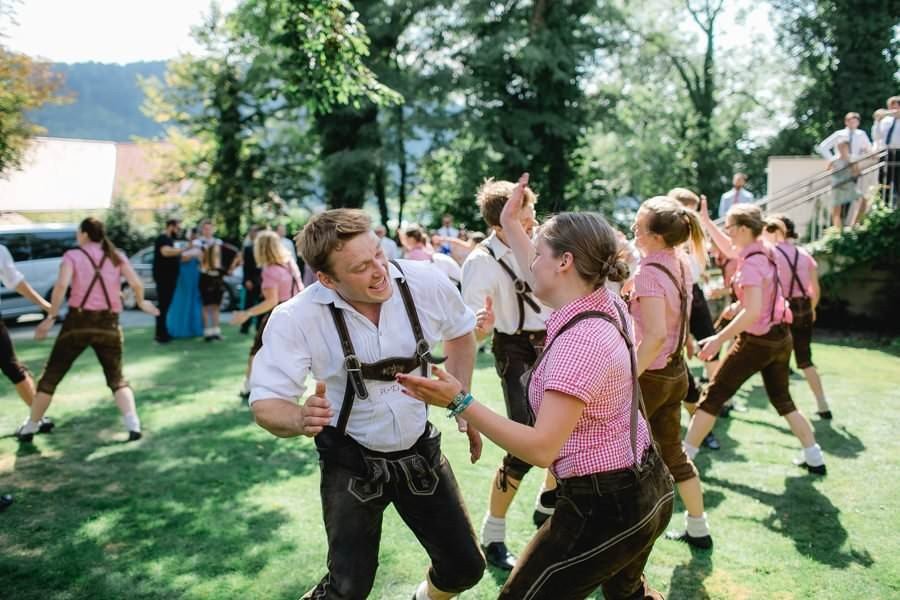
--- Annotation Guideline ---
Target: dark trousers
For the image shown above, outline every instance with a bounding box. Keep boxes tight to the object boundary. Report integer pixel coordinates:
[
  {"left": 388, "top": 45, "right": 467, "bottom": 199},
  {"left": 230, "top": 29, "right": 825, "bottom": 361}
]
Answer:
[
  {"left": 304, "top": 425, "right": 484, "bottom": 599},
  {"left": 0, "top": 318, "right": 28, "bottom": 384},
  {"left": 492, "top": 330, "right": 545, "bottom": 482},
  {"left": 154, "top": 277, "right": 176, "bottom": 341},
  {"left": 639, "top": 359, "right": 697, "bottom": 483},
  {"left": 788, "top": 297, "right": 815, "bottom": 369},
  {"left": 240, "top": 282, "right": 261, "bottom": 333},
  {"left": 499, "top": 451, "right": 674, "bottom": 600}
]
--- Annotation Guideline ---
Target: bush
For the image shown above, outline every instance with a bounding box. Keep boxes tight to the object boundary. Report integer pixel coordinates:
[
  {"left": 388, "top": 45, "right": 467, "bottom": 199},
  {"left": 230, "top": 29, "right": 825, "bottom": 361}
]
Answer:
[{"left": 105, "top": 197, "right": 153, "bottom": 255}]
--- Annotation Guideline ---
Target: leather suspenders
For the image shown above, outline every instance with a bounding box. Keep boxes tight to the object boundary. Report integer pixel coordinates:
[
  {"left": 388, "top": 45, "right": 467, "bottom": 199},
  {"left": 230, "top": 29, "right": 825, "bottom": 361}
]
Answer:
[
  {"left": 75, "top": 248, "right": 114, "bottom": 310},
  {"left": 642, "top": 261, "right": 689, "bottom": 364},
  {"left": 775, "top": 245, "right": 808, "bottom": 300},
  {"left": 327, "top": 260, "right": 446, "bottom": 435},
  {"left": 481, "top": 243, "right": 541, "bottom": 333}
]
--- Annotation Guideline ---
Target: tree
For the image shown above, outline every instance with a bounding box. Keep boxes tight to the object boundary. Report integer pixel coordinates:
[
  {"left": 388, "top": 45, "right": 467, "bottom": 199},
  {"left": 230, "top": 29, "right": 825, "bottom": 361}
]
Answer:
[
  {"left": 768, "top": 0, "right": 900, "bottom": 155},
  {"left": 0, "top": 47, "right": 65, "bottom": 175}
]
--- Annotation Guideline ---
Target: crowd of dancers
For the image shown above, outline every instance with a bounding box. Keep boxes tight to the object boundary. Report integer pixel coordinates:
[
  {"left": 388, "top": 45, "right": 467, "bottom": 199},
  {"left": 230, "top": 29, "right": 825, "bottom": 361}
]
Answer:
[{"left": 1, "top": 169, "right": 835, "bottom": 598}]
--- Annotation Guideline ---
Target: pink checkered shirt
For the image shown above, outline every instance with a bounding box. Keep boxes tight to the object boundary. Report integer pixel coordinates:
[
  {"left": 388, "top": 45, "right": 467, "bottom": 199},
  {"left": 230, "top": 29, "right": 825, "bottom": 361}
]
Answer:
[{"left": 528, "top": 287, "right": 652, "bottom": 479}]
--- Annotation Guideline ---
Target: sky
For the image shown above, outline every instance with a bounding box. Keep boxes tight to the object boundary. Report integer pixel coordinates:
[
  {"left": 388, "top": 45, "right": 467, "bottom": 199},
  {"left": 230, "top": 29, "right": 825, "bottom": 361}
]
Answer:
[{"left": 3, "top": 0, "right": 240, "bottom": 64}]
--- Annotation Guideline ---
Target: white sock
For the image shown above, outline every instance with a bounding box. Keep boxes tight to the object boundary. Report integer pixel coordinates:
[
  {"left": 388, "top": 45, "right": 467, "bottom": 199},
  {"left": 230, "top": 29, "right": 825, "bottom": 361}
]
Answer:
[
  {"left": 203, "top": 327, "right": 211, "bottom": 337},
  {"left": 481, "top": 514, "right": 506, "bottom": 545},
  {"left": 684, "top": 442, "right": 699, "bottom": 460},
  {"left": 803, "top": 443, "right": 824, "bottom": 467},
  {"left": 685, "top": 512, "right": 710, "bottom": 537},
  {"left": 123, "top": 412, "right": 141, "bottom": 433},
  {"left": 414, "top": 581, "right": 431, "bottom": 600},
  {"left": 19, "top": 418, "right": 39, "bottom": 434}
]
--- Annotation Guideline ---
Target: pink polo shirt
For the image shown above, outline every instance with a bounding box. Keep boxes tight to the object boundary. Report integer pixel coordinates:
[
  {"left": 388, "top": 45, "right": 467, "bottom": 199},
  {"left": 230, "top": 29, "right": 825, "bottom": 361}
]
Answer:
[
  {"left": 773, "top": 241, "right": 816, "bottom": 299},
  {"left": 405, "top": 246, "right": 433, "bottom": 261},
  {"left": 261, "top": 262, "right": 304, "bottom": 303},
  {"left": 63, "top": 243, "right": 127, "bottom": 312},
  {"left": 528, "top": 287, "right": 652, "bottom": 479},
  {"left": 630, "top": 249, "right": 693, "bottom": 371},
  {"left": 734, "top": 241, "right": 790, "bottom": 335}
]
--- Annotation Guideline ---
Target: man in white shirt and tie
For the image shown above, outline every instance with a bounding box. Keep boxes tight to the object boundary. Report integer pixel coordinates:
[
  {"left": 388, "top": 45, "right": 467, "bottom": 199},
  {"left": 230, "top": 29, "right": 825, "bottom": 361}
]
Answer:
[
  {"left": 877, "top": 96, "right": 900, "bottom": 205},
  {"left": 249, "top": 209, "right": 485, "bottom": 600},
  {"left": 461, "top": 179, "right": 554, "bottom": 571},
  {"left": 817, "top": 112, "right": 875, "bottom": 224},
  {"left": 717, "top": 172, "right": 754, "bottom": 218}
]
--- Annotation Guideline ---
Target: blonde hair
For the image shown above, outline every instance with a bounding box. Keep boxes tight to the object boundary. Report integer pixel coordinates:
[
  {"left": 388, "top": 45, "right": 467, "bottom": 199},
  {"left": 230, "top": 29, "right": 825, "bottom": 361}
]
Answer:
[
  {"left": 476, "top": 179, "right": 538, "bottom": 228},
  {"left": 667, "top": 187, "right": 700, "bottom": 210},
  {"left": 254, "top": 230, "right": 290, "bottom": 268},
  {"left": 538, "top": 212, "right": 629, "bottom": 289},
  {"left": 727, "top": 204, "right": 765, "bottom": 237},
  {"left": 297, "top": 209, "right": 372, "bottom": 274},
  {"left": 642, "top": 196, "right": 707, "bottom": 268}
]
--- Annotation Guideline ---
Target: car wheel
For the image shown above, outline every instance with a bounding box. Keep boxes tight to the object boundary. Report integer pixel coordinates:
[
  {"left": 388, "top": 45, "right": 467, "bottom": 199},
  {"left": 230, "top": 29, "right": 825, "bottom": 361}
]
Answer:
[{"left": 121, "top": 285, "right": 137, "bottom": 310}]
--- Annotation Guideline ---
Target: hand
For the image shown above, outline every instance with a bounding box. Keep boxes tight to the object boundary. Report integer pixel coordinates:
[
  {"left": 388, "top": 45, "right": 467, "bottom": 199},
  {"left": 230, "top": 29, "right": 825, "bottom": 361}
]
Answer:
[
  {"left": 699, "top": 195, "right": 711, "bottom": 221},
  {"left": 396, "top": 366, "right": 463, "bottom": 409},
  {"left": 230, "top": 311, "right": 249, "bottom": 326},
  {"left": 500, "top": 172, "right": 529, "bottom": 228},
  {"left": 139, "top": 299, "right": 160, "bottom": 317},
  {"left": 34, "top": 316, "right": 54, "bottom": 341},
  {"left": 475, "top": 296, "right": 495, "bottom": 338},
  {"left": 300, "top": 381, "right": 333, "bottom": 437},
  {"left": 697, "top": 335, "right": 723, "bottom": 361},
  {"left": 465, "top": 424, "right": 482, "bottom": 464}
]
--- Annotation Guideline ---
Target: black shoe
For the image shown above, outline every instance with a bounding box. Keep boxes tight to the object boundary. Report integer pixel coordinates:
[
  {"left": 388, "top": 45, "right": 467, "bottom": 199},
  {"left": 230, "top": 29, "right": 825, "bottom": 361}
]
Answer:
[
  {"left": 37, "top": 417, "right": 55, "bottom": 434},
  {"left": 239, "top": 390, "right": 250, "bottom": 401},
  {"left": 128, "top": 431, "right": 143, "bottom": 442},
  {"left": 719, "top": 404, "right": 733, "bottom": 418},
  {"left": 702, "top": 432, "right": 720, "bottom": 450},
  {"left": 154, "top": 337, "right": 172, "bottom": 344},
  {"left": 666, "top": 530, "right": 713, "bottom": 550},
  {"left": 482, "top": 542, "right": 516, "bottom": 571},
  {"left": 0, "top": 494, "right": 12, "bottom": 512},
  {"left": 794, "top": 460, "right": 826, "bottom": 475},
  {"left": 816, "top": 410, "right": 833, "bottom": 420},
  {"left": 204, "top": 335, "right": 214, "bottom": 342},
  {"left": 14, "top": 426, "right": 34, "bottom": 443}
]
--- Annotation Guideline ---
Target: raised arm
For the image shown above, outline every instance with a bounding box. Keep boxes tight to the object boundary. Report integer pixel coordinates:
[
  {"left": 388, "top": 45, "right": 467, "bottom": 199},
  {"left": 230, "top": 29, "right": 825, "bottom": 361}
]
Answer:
[
  {"left": 499, "top": 172, "right": 537, "bottom": 286},
  {"left": 700, "top": 195, "right": 738, "bottom": 260}
]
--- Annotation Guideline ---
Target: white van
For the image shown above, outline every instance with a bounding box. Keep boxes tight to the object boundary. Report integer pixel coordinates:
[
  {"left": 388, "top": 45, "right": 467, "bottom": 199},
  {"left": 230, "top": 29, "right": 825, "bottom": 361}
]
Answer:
[{"left": 0, "top": 224, "right": 77, "bottom": 323}]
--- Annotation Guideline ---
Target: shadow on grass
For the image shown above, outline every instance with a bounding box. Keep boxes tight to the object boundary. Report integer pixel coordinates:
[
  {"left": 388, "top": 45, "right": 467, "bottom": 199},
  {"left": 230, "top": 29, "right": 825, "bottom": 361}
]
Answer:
[
  {"left": 813, "top": 421, "right": 865, "bottom": 459},
  {"left": 2, "top": 400, "right": 318, "bottom": 600},
  {"left": 704, "top": 475, "right": 874, "bottom": 570},
  {"left": 667, "top": 545, "right": 714, "bottom": 600}
]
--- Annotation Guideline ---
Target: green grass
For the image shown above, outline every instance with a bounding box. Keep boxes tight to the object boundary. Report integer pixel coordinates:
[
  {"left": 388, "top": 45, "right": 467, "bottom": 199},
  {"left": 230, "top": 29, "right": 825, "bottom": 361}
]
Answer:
[{"left": 1, "top": 326, "right": 899, "bottom": 599}]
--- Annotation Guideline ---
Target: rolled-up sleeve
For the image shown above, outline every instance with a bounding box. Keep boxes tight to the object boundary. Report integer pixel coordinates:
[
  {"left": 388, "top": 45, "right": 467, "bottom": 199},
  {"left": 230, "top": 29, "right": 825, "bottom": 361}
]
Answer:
[
  {"left": 0, "top": 245, "right": 25, "bottom": 290},
  {"left": 248, "top": 306, "right": 312, "bottom": 404}
]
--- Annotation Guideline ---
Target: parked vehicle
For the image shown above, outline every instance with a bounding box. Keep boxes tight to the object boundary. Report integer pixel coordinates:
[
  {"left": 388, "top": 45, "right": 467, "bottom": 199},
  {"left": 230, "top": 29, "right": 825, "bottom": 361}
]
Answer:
[
  {"left": 121, "top": 243, "right": 244, "bottom": 312},
  {"left": 0, "top": 224, "right": 77, "bottom": 323}
]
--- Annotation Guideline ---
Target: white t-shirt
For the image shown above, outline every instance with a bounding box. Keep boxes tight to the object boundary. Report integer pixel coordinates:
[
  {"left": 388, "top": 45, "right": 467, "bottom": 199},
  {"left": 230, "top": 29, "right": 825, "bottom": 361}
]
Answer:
[{"left": 249, "top": 260, "right": 475, "bottom": 452}]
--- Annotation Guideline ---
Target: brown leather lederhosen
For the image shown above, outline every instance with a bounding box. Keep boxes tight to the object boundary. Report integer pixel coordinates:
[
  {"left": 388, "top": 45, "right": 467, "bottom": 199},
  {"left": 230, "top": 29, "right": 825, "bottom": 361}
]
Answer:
[
  {"left": 249, "top": 263, "right": 302, "bottom": 356},
  {"left": 634, "top": 261, "right": 698, "bottom": 483},
  {"left": 36, "top": 248, "right": 128, "bottom": 395},
  {"left": 776, "top": 244, "right": 815, "bottom": 369}
]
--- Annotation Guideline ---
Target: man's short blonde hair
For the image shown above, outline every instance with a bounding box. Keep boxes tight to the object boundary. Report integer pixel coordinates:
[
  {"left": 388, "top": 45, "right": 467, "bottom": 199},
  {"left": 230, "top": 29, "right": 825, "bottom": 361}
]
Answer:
[
  {"left": 296, "top": 209, "right": 372, "bottom": 275},
  {"left": 476, "top": 179, "right": 537, "bottom": 228}
]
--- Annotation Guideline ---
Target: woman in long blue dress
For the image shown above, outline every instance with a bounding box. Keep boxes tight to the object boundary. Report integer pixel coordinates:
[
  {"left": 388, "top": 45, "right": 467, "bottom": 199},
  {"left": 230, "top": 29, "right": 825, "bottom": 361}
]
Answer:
[{"left": 166, "top": 235, "right": 204, "bottom": 338}]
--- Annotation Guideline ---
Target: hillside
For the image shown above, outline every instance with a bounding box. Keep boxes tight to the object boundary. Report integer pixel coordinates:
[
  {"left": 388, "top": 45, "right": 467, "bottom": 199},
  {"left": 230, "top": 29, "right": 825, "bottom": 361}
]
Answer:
[{"left": 29, "top": 61, "right": 167, "bottom": 141}]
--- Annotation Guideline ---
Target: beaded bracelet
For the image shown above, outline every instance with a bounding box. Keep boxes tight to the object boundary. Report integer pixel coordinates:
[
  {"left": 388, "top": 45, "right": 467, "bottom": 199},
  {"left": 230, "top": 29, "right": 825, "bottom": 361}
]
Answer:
[{"left": 447, "top": 391, "right": 474, "bottom": 418}]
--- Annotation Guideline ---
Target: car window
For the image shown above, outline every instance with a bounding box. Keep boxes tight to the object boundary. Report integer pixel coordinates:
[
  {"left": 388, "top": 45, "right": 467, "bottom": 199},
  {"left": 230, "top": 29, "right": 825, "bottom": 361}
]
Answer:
[
  {"left": 0, "top": 233, "right": 31, "bottom": 261},
  {"left": 139, "top": 249, "right": 154, "bottom": 264},
  {"left": 30, "top": 231, "right": 76, "bottom": 260}
]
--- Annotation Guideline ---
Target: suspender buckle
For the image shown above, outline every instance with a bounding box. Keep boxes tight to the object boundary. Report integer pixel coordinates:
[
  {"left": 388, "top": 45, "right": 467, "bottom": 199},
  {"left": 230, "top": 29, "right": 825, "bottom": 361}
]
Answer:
[
  {"left": 344, "top": 354, "right": 362, "bottom": 373},
  {"left": 416, "top": 339, "right": 433, "bottom": 362},
  {"left": 513, "top": 279, "right": 528, "bottom": 295}
]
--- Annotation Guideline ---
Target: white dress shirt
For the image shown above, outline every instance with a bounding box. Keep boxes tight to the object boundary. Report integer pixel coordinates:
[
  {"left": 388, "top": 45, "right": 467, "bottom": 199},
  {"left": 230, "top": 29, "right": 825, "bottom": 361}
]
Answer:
[
  {"left": 280, "top": 236, "right": 297, "bottom": 260},
  {"left": 718, "top": 188, "right": 755, "bottom": 218},
  {"left": 816, "top": 127, "right": 872, "bottom": 160},
  {"left": 461, "top": 232, "right": 552, "bottom": 334},
  {"left": 879, "top": 116, "right": 899, "bottom": 149},
  {"left": 249, "top": 259, "right": 475, "bottom": 452},
  {"left": 0, "top": 245, "right": 25, "bottom": 307},
  {"left": 437, "top": 226, "right": 459, "bottom": 239},
  {"left": 379, "top": 236, "right": 400, "bottom": 260}
]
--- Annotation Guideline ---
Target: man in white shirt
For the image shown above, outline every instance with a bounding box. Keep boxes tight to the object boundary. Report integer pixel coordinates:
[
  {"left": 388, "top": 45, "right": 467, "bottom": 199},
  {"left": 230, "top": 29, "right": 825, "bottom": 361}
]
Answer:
[
  {"left": 374, "top": 224, "right": 400, "bottom": 260},
  {"left": 877, "top": 96, "right": 900, "bottom": 205},
  {"left": 461, "top": 179, "right": 554, "bottom": 570},
  {"left": 717, "top": 173, "right": 754, "bottom": 218},
  {"left": 437, "top": 214, "right": 459, "bottom": 240},
  {"left": 249, "top": 209, "right": 484, "bottom": 600},
  {"left": 0, "top": 244, "right": 54, "bottom": 435},
  {"left": 276, "top": 223, "right": 297, "bottom": 261},
  {"left": 816, "top": 112, "right": 873, "bottom": 162}
]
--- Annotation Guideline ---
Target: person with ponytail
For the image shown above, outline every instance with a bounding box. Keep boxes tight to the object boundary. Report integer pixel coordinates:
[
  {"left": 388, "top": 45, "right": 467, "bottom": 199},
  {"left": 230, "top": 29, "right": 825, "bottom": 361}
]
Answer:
[
  {"left": 629, "top": 196, "right": 714, "bottom": 550},
  {"left": 15, "top": 218, "right": 159, "bottom": 443},
  {"left": 763, "top": 215, "right": 832, "bottom": 419},
  {"left": 231, "top": 230, "right": 304, "bottom": 400},
  {"left": 398, "top": 174, "right": 674, "bottom": 600},
  {"left": 683, "top": 200, "right": 827, "bottom": 475}
]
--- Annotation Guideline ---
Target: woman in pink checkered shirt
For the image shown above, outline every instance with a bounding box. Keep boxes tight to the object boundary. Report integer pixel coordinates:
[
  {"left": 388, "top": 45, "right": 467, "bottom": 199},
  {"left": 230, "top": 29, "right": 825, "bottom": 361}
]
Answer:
[{"left": 399, "top": 175, "right": 674, "bottom": 600}]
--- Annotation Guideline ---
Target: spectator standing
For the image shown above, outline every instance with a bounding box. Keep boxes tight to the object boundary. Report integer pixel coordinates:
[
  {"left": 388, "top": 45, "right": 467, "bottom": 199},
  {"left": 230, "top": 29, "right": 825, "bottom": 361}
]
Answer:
[
  {"left": 152, "top": 219, "right": 182, "bottom": 343},
  {"left": 374, "top": 225, "right": 400, "bottom": 260},
  {"left": 240, "top": 225, "right": 263, "bottom": 335},
  {"left": 877, "top": 96, "right": 900, "bottom": 206},
  {"left": 817, "top": 112, "right": 873, "bottom": 224},
  {"left": 276, "top": 224, "right": 297, "bottom": 262},
  {"left": 717, "top": 173, "right": 754, "bottom": 218}
]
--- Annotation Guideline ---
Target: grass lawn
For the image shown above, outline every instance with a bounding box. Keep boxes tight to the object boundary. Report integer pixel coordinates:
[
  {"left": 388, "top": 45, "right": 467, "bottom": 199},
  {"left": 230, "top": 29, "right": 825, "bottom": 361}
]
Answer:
[{"left": 1, "top": 325, "right": 899, "bottom": 599}]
